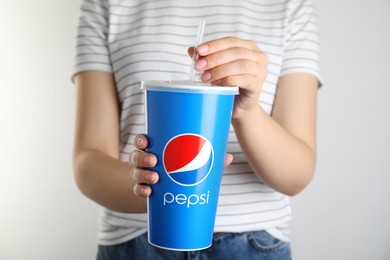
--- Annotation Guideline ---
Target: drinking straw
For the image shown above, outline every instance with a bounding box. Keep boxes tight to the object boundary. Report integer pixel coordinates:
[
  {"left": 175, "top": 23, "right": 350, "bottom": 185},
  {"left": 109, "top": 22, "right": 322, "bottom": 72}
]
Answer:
[{"left": 188, "top": 19, "right": 206, "bottom": 82}]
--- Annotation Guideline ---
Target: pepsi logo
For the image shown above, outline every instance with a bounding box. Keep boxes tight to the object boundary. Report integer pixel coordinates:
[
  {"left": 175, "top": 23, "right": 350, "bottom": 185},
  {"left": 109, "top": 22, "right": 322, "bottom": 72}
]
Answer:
[{"left": 163, "top": 134, "right": 214, "bottom": 186}]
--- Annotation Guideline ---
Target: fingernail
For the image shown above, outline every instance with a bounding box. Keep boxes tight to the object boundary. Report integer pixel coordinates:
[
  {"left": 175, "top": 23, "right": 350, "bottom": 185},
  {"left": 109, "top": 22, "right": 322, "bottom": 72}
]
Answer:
[
  {"left": 145, "top": 173, "right": 156, "bottom": 183},
  {"left": 201, "top": 72, "right": 211, "bottom": 82},
  {"left": 136, "top": 136, "right": 142, "bottom": 147},
  {"left": 140, "top": 187, "right": 147, "bottom": 196},
  {"left": 197, "top": 44, "right": 209, "bottom": 54},
  {"left": 195, "top": 59, "right": 207, "bottom": 70},
  {"left": 143, "top": 156, "right": 155, "bottom": 166}
]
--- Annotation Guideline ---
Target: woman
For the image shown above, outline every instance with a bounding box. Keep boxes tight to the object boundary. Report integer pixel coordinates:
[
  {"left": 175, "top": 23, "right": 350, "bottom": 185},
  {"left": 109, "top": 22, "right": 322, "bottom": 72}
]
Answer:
[{"left": 72, "top": 0, "right": 321, "bottom": 259}]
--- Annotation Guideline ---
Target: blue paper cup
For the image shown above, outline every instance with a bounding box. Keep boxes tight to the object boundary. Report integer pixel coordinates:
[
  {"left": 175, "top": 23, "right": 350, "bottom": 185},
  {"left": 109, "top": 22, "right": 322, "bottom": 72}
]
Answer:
[{"left": 141, "top": 81, "right": 239, "bottom": 251}]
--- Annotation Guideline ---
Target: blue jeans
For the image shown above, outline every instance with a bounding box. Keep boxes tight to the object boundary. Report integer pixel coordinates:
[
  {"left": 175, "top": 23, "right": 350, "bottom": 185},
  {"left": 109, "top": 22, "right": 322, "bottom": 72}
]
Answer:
[{"left": 97, "top": 231, "right": 291, "bottom": 260}]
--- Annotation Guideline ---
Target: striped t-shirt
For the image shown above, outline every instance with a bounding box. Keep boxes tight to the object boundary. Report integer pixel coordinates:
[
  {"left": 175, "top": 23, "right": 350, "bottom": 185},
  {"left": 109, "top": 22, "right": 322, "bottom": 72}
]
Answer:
[{"left": 73, "top": 0, "right": 321, "bottom": 246}]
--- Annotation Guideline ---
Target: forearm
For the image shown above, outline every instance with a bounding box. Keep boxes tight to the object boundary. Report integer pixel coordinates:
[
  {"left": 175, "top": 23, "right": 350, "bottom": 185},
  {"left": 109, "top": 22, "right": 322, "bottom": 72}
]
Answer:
[
  {"left": 232, "top": 105, "right": 315, "bottom": 196},
  {"left": 73, "top": 149, "right": 147, "bottom": 213}
]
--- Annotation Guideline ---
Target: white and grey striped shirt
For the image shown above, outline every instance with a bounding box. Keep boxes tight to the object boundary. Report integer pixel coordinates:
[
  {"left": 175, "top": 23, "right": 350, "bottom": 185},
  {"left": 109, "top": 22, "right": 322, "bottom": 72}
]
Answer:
[{"left": 73, "top": 0, "right": 321, "bottom": 246}]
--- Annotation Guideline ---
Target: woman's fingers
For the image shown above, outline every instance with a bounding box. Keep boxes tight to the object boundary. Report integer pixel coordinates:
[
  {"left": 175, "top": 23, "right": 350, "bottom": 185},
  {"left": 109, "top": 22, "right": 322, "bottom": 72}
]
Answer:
[
  {"left": 197, "top": 37, "right": 260, "bottom": 56},
  {"left": 131, "top": 167, "right": 158, "bottom": 198},
  {"left": 188, "top": 37, "right": 268, "bottom": 88},
  {"left": 130, "top": 166, "right": 159, "bottom": 198},
  {"left": 130, "top": 137, "right": 158, "bottom": 198},
  {"left": 195, "top": 47, "right": 262, "bottom": 71},
  {"left": 200, "top": 59, "right": 262, "bottom": 83}
]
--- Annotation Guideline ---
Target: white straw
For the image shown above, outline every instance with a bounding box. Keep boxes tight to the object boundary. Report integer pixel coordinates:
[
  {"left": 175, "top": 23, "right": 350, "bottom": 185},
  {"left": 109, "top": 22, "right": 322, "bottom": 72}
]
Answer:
[{"left": 188, "top": 19, "right": 206, "bottom": 83}]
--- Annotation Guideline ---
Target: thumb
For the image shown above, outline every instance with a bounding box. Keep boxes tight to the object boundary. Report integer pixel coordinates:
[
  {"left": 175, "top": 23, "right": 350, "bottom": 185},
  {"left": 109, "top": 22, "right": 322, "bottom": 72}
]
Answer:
[{"left": 224, "top": 153, "right": 233, "bottom": 168}]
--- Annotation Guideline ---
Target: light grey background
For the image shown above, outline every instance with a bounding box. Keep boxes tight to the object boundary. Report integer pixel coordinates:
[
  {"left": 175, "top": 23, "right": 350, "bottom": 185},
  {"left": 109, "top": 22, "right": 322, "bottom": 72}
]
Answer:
[{"left": 0, "top": 0, "right": 389, "bottom": 259}]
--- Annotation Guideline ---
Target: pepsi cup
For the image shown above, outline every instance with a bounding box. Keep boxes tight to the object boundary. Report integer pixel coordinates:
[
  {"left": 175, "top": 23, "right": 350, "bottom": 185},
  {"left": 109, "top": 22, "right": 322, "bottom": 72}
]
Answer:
[{"left": 141, "top": 81, "right": 239, "bottom": 251}]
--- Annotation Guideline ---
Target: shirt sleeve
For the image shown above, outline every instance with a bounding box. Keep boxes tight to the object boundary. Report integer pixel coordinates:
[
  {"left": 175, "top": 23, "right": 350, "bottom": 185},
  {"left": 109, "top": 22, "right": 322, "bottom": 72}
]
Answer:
[
  {"left": 280, "top": 0, "right": 322, "bottom": 85},
  {"left": 72, "top": 0, "right": 112, "bottom": 81}
]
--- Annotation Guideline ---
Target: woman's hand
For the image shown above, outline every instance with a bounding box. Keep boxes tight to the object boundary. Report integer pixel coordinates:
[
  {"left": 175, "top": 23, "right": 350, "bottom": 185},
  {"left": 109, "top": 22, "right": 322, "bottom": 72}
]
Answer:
[
  {"left": 129, "top": 135, "right": 159, "bottom": 198},
  {"left": 189, "top": 37, "right": 268, "bottom": 119},
  {"left": 130, "top": 135, "right": 234, "bottom": 198}
]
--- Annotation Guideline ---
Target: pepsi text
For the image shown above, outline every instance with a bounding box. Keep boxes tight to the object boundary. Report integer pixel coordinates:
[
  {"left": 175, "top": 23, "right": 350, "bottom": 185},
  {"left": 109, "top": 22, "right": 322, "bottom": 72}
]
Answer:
[{"left": 163, "top": 190, "right": 210, "bottom": 208}]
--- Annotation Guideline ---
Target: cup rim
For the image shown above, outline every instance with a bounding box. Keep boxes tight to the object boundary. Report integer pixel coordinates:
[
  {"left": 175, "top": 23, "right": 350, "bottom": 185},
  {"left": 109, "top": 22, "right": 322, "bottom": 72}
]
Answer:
[{"left": 140, "top": 80, "right": 239, "bottom": 95}]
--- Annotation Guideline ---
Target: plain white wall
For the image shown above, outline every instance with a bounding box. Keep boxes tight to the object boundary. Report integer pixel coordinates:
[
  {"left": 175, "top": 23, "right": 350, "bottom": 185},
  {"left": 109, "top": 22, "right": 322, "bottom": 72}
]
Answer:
[
  {"left": 0, "top": 0, "right": 389, "bottom": 259},
  {"left": 291, "top": 1, "right": 390, "bottom": 260},
  {"left": 0, "top": 1, "right": 100, "bottom": 259}
]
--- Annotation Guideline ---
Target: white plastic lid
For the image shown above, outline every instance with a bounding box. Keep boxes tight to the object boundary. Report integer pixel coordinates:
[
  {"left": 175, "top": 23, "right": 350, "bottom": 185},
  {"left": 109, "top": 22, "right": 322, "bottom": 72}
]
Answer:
[{"left": 140, "top": 81, "right": 239, "bottom": 95}]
